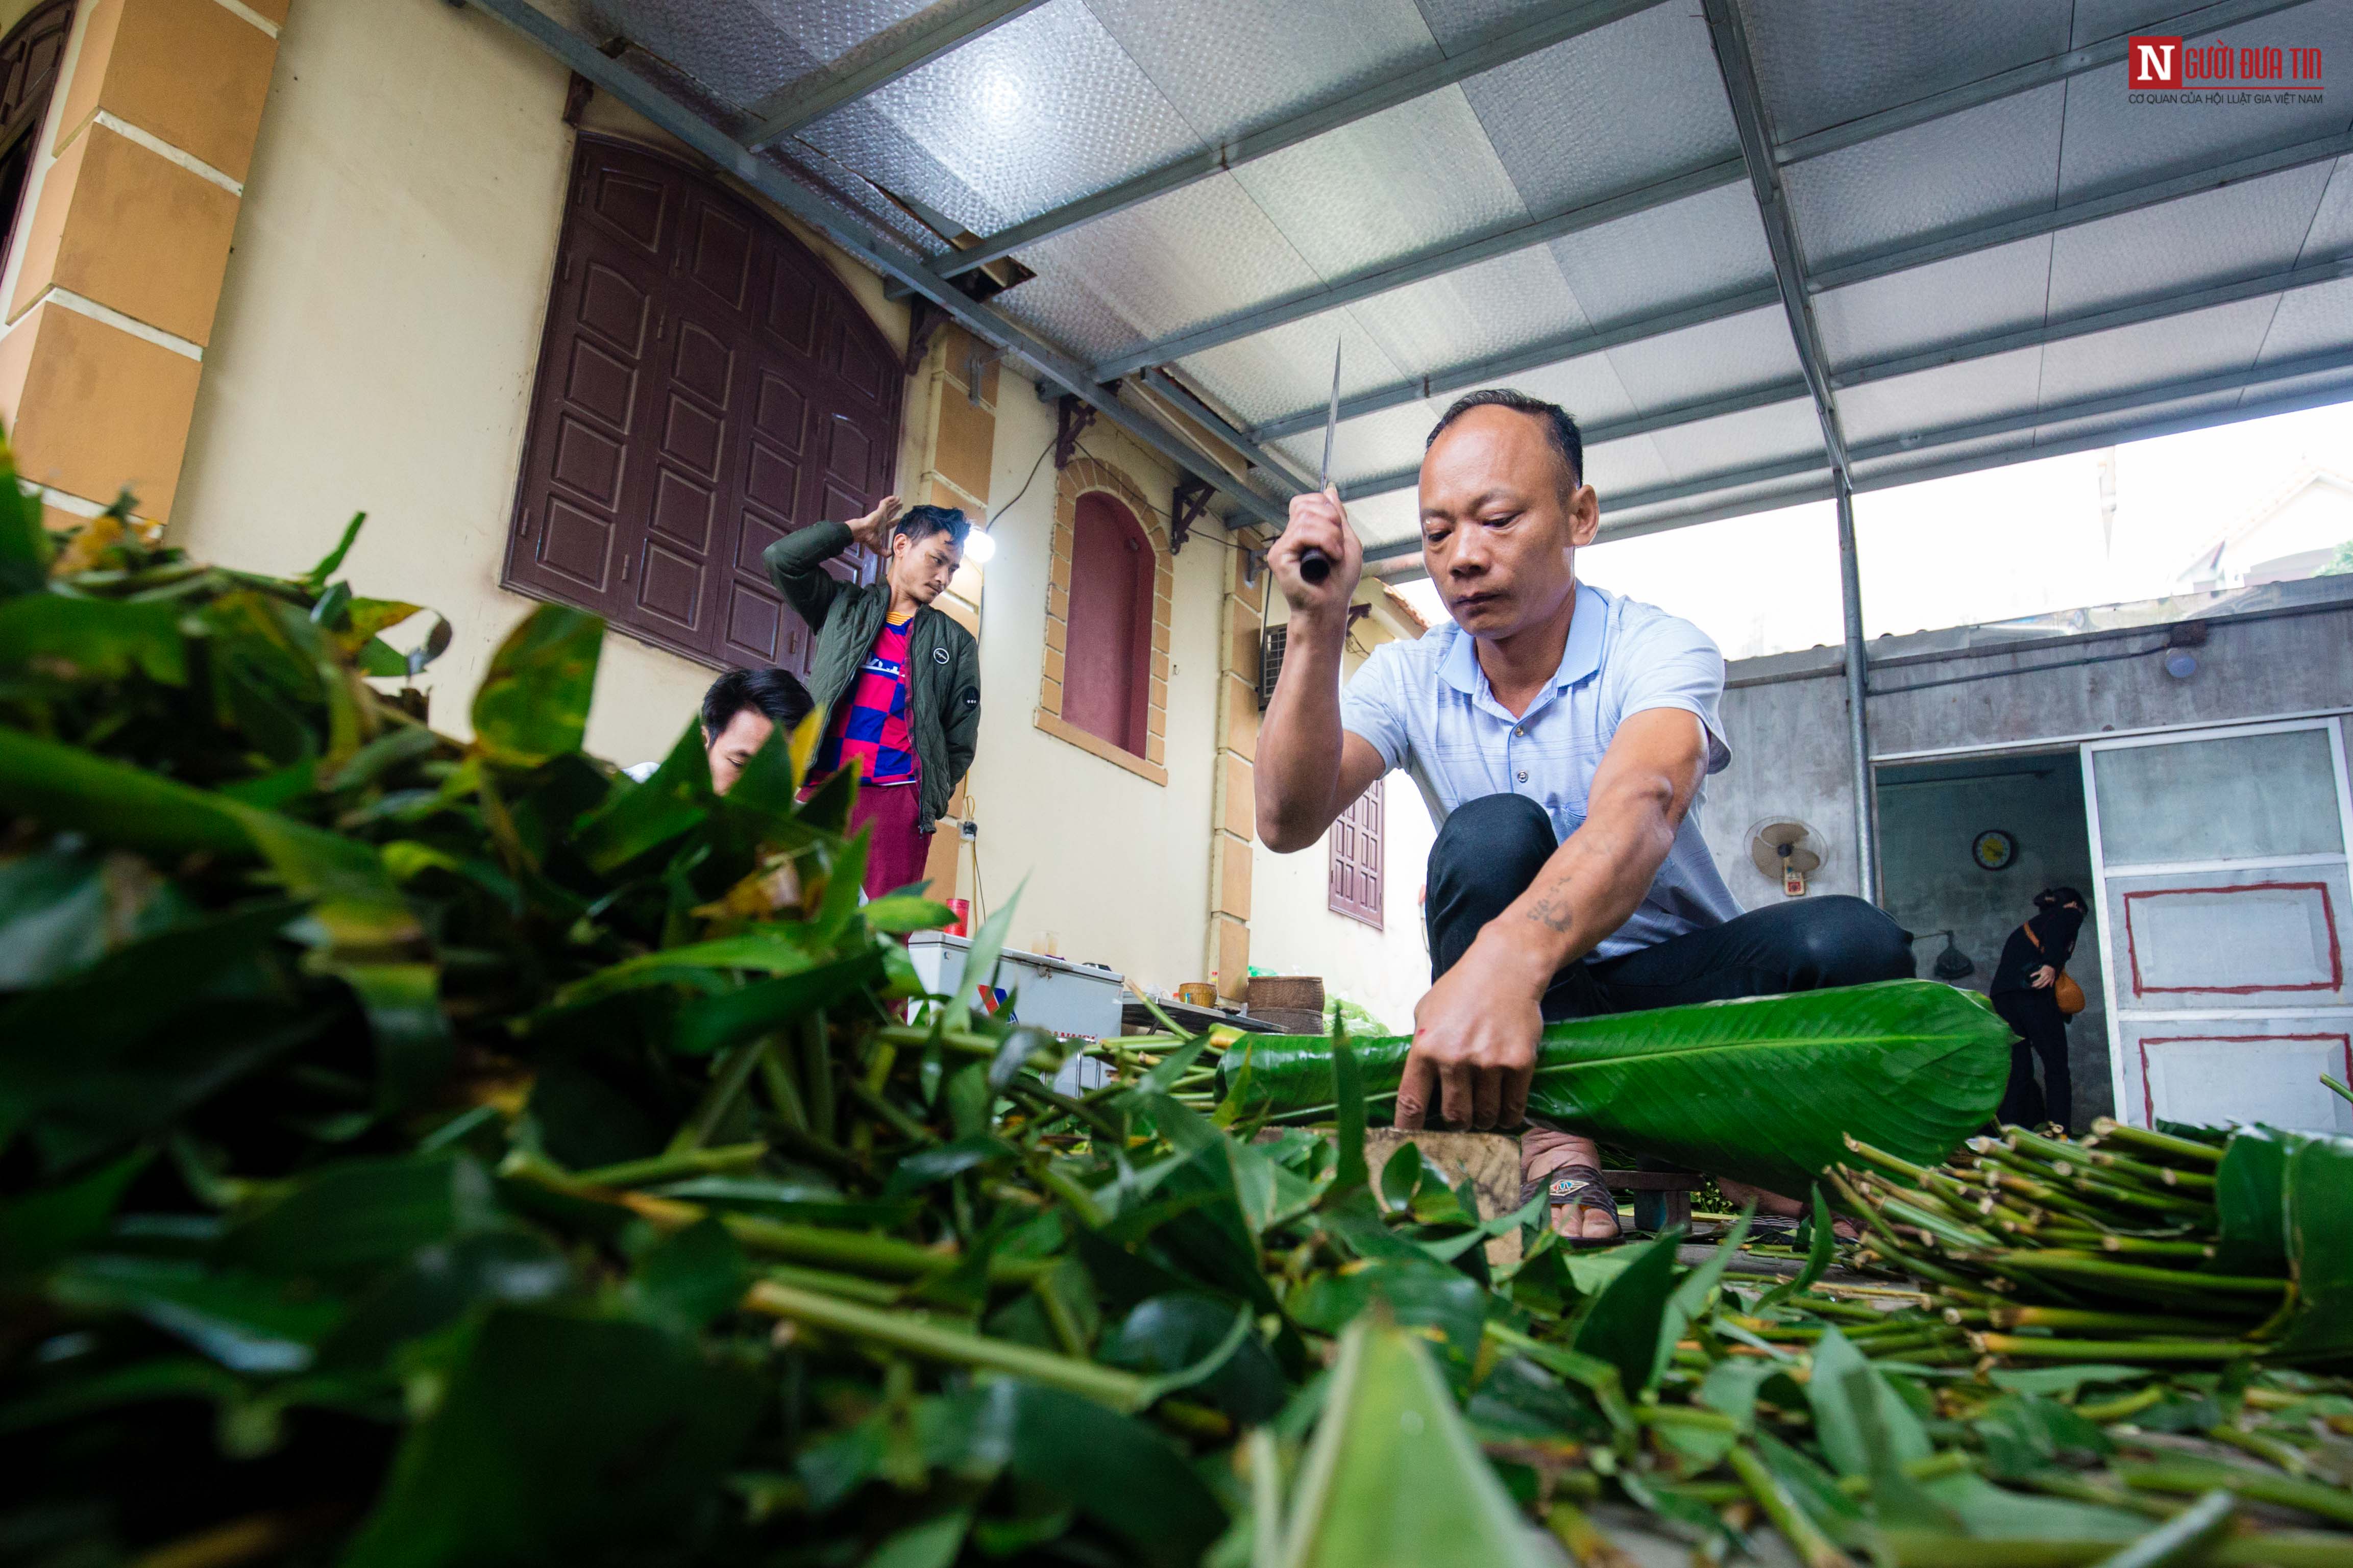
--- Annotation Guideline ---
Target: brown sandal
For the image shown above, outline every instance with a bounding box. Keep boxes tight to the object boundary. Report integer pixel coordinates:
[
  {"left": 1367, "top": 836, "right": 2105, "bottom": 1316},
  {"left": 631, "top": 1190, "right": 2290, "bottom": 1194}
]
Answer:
[{"left": 1517, "top": 1163, "right": 1623, "bottom": 1249}]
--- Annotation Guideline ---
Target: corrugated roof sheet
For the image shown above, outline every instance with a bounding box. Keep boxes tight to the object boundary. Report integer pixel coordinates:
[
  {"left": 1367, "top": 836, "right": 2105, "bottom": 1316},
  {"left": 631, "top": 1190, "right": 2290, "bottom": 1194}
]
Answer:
[{"left": 522, "top": 0, "right": 2353, "bottom": 558}]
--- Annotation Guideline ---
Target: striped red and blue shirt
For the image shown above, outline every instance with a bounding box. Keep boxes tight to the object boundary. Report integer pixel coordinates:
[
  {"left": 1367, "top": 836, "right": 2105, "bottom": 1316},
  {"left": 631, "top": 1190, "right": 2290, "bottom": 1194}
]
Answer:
[{"left": 815, "top": 613, "right": 919, "bottom": 787}]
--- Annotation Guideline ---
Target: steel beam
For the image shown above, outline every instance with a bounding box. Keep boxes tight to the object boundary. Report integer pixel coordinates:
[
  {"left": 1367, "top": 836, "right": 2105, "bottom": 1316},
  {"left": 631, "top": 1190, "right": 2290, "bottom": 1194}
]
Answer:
[
  {"left": 1251, "top": 284, "right": 1781, "bottom": 442},
  {"left": 1775, "top": 0, "right": 2313, "bottom": 166},
  {"left": 461, "top": 0, "right": 1289, "bottom": 529},
  {"left": 933, "top": 0, "right": 1669, "bottom": 280},
  {"left": 1590, "top": 477, "right": 1840, "bottom": 541},
  {"left": 1846, "top": 343, "right": 2353, "bottom": 464},
  {"left": 1700, "top": 0, "right": 1846, "bottom": 470},
  {"left": 1089, "top": 157, "right": 1746, "bottom": 382},
  {"left": 743, "top": 0, "right": 1051, "bottom": 150},
  {"left": 1334, "top": 376, "right": 1813, "bottom": 502},
  {"left": 1387, "top": 353, "right": 2353, "bottom": 547},
  {"left": 1585, "top": 452, "right": 1832, "bottom": 518},
  {"left": 1807, "top": 129, "right": 2353, "bottom": 293},
  {"left": 1851, "top": 368, "right": 2353, "bottom": 498},
  {"left": 1832, "top": 253, "right": 2353, "bottom": 388},
  {"left": 1703, "top": 0, "right": 1880, "bottom": 899},
  {"left": 1138, "top": 369, "right": 1312, "bottom": 493},
  {"left": 1249, "top": 132, "right": 2353, "bottom": 446},
  {"left": 1448, "top": 344, "right": 2353, "bottom": 541},
  {"left": 1832, "top": 475, "right": 1879, "bottom": 901},
  {"left": 1325, "top": 247, "right": 2353, "bottom": 503}
]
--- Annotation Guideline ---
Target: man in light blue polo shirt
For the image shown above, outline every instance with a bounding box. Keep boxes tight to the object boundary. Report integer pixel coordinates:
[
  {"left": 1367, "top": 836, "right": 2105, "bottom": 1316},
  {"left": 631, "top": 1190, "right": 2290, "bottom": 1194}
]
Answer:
[{"left": 1256, "top": 389, "right": 1910, "bottom": 1243}]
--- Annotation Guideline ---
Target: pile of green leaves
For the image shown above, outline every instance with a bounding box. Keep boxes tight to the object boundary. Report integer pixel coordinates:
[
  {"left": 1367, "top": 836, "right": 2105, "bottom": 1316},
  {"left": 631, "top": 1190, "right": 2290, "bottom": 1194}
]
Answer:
[
  {"left": 4, "top": 460, "right": 2351, "bottom": 1568},
  {"left": 1831, "top": 1115, "right": 2353, "bottom": 1368}
]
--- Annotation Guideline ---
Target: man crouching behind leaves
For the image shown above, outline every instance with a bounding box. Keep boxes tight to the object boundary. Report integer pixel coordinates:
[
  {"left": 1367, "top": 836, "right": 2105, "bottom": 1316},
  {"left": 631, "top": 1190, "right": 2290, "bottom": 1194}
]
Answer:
[
  {"left": 1254, "top": 389, "right": 1913, "bottom": 1245},
  {"left": 764, "top": 498, "right": 981, "bottom": 902}
]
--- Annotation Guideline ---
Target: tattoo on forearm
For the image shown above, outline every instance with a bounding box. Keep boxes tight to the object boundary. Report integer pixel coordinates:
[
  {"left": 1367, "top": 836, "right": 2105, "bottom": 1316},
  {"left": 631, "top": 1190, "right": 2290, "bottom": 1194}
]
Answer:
[{"left": 1525, "top": 895, "right": 1576, "bottom": 934}]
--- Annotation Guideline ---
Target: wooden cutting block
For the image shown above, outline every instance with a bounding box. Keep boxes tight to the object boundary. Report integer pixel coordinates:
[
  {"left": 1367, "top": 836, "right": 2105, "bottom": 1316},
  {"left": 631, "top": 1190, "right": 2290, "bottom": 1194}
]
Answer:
[
  {"left": 1364, "top": 1129, "right": 1525, "bottom": 1267},
  {"left": 1246, "top": 975, "right": 1325, "bottom": 1012}
]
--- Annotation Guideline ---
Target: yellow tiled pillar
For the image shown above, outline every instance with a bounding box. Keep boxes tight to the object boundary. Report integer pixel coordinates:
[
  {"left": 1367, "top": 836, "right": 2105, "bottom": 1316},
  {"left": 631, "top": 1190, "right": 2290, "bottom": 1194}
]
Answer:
[
  {"left": 1208, "top": 540, "right": 1266, "bottom": 999},
  {"left": 0, "top": 0, "right": 283, "bottom": 530},
  {"left": 911, "top": 325, "right": 994, "bottom": 902}
]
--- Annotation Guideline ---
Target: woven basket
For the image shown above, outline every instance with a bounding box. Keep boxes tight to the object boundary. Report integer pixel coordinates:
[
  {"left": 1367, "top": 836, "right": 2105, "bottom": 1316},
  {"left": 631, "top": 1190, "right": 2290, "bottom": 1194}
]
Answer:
[{"left": 1246, "top": 975, "right": 1325, "bottom": 1013}]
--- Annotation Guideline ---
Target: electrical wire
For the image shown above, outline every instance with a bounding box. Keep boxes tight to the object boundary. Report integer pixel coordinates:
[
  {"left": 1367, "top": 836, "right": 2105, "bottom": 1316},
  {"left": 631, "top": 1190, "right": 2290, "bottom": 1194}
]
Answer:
[
  {"left": 988, "top": 431, "right": 1057, "bottom": 530},
  {"left": 961, "top": 786, "right": 989, "bottom": 931}
]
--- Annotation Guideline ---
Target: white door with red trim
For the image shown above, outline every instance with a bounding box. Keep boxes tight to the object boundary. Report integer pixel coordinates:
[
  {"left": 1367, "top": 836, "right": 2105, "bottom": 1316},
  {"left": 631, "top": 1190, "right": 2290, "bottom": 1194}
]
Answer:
[{"left": 2083, "top": 718, "right": 2353, "bottom": 1134}]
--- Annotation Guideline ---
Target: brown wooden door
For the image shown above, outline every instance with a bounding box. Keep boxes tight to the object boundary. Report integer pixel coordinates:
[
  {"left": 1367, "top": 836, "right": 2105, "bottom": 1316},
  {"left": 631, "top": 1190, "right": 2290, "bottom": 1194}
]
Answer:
[
  {"left": 505, "top": 135, "right": 902, "bottom": 675},
  {"left": 0, "top": 0, "right": 75, "bottom": 281},
  {"left": 1329, "top": 778, "right": 1384, "bottom": 929}
]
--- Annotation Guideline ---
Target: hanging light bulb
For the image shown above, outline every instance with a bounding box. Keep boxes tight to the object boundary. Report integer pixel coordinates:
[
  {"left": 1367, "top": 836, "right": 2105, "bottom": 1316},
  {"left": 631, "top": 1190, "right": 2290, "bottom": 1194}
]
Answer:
[{"left": 962, "top": 528, "right": 996, "bottom": 565}]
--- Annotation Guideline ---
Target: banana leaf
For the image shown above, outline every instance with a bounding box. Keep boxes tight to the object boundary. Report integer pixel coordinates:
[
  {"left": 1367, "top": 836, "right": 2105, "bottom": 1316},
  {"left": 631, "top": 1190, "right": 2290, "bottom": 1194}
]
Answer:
[
  {"left": 1217, "top": 981, "right": 2010, "bottom": 1195},
  {"left": 1277, "top": 1313, "right": 1549, "bottom": 1568},
  {"left": 2268, "top": 1130, "right": 2353, "bottom": 1362}
]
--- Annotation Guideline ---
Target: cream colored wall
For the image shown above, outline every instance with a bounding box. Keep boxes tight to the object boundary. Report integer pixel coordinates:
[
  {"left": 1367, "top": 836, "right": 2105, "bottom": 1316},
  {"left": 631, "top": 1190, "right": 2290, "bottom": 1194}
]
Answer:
[
  {"left": 151, "top": 0, "right": 1290, "bottom": 1010},
  {"left": 167, "top": 0, "right": 920, "bottom": 768},
  {"left": 951, "top": 376, "right": 1224, "bottom": 998},
  {"left": 1246, "top": 607, "right": 1439, "bottom": 1033},
  {"left": 169, "top": 0, "right": 699, "bottom": 761}
]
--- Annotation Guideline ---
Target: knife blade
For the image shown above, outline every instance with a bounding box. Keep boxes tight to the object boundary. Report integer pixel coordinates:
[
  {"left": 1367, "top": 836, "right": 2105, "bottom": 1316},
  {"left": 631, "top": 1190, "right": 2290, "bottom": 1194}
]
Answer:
[{"left": 1299, "top": 341, "right": 1341, "bottom": 584}]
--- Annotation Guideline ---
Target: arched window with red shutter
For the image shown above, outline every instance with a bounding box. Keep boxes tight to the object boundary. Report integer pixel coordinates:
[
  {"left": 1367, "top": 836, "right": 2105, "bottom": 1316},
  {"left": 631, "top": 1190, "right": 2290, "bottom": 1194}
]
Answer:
[{"left": 1062, "top": 491, "right": 1154, "bottom": 758}]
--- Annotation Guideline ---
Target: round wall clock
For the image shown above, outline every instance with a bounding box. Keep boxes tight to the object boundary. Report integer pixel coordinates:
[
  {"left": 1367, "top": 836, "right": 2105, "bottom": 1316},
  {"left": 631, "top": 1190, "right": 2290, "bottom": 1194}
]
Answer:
[{"left": 1972, "top": 830, "right": 2016, "bottom": 870}]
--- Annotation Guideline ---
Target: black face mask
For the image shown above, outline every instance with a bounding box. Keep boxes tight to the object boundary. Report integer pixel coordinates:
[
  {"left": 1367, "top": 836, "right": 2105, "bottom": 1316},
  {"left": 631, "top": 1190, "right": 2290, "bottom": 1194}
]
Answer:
[{"left": 2032, "top": 903, "right": 2085, "bottom": 951}]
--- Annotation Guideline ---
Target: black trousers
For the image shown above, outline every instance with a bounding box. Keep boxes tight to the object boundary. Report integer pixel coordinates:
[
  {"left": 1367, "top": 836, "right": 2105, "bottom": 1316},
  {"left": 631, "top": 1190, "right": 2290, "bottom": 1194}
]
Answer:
[
  {"left": 1426, "top": 794, "right": 1916, "bottom": 1021},
  {"left": 1992, "top": 991, "right": 2070, "bottom": 1132}
]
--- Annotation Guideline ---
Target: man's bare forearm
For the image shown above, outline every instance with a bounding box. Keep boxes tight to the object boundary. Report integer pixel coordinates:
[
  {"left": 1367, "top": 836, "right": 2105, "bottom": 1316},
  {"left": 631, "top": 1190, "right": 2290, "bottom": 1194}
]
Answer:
[
  {"left": 1255, "top": 607, "right": 1350, "bottom": 852},
  {"left": 1520, "top": 789, "right": 1675, "bottom": 948},
  {"left": 1471, "top": 770, "right": 1687, "bottom": 990}
]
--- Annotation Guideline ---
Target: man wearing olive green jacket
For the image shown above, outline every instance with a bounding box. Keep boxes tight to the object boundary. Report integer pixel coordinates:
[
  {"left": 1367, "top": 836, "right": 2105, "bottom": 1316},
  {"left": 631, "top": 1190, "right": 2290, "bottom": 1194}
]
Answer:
[{"left": 763, "top": 497, "right": 981, "bottom": 900}]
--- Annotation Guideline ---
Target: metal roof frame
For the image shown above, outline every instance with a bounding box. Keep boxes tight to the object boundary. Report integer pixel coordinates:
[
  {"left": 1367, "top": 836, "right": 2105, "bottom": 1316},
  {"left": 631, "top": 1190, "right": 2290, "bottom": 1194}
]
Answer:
[
  {"left": 743, "top": 0, "right": 1053, "bottom": 149},
  {"left": 463, "top": 0, "right": 1291, "bottom": 530},
  {"left": 1390, "top": 358, "right": 2353, "bottom": 556},
  {"left": 1253, "top": 283, "right": 1782, "bottom": 442},
  {"left": 928, "top": 0, "right": 1668, "bottom": 280},
  {"left": 469, "top": 0, "right": 2353, "bottom": 558},
  {"left": 1331, "top": 248, "right": 2353, "bottom": 502},
  {"left": 1336, "top": 375, "right": 1810, "bottom": 502},
  {"left": 1351, "top": 341, "right": 2353, "bottom": 559},
  {"left": 1102, "top": 1, "right": 2341, "bottom": 451},
  {"left": 1846, "top": 343, "right": 2353, "bottom": 463},
  {"left": 1771, "top": 0, "right": 2314, "bottom": 165},
  {"left": 1249, "top": 136, "right": 2353, "bottom": 460},
  {"left": 1088, "top": 157, "right": 1748, "bottom": 381},
  {"left": 1833, "top": 253, "right": 2353, "bottom": 389},
  {"left": 1804, "top": 128, "right": 2353, "bottom": 291},
  {"left": 1310, "top": 141, "right": 2353, "bottom": 500},
  {"left": 1138, "top": 369, "right": 1315, "bottom": 491}
]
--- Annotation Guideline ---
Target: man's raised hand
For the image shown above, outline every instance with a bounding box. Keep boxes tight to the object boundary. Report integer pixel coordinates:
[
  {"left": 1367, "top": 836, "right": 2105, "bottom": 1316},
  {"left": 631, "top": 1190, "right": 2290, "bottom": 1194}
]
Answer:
[
  {"left": 1270, "top": 486, "right": 1361, "bottom": 617},
  {"left": 846, "top": 494, "right": 902, "bottom": 554}
]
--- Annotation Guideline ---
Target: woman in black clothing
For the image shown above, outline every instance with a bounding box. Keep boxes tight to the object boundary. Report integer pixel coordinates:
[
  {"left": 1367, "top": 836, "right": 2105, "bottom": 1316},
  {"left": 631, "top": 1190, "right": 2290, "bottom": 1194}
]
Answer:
[{"left": 1990, "top": 887, "right": 2087, "bottom": 1130}]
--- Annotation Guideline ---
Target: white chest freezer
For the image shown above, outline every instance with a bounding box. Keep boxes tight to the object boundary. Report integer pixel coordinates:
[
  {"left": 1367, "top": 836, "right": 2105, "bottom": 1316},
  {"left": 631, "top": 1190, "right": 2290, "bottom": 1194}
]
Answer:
[{"left": 904, "top": 931, "right": 1124, "bottom": 1042}]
